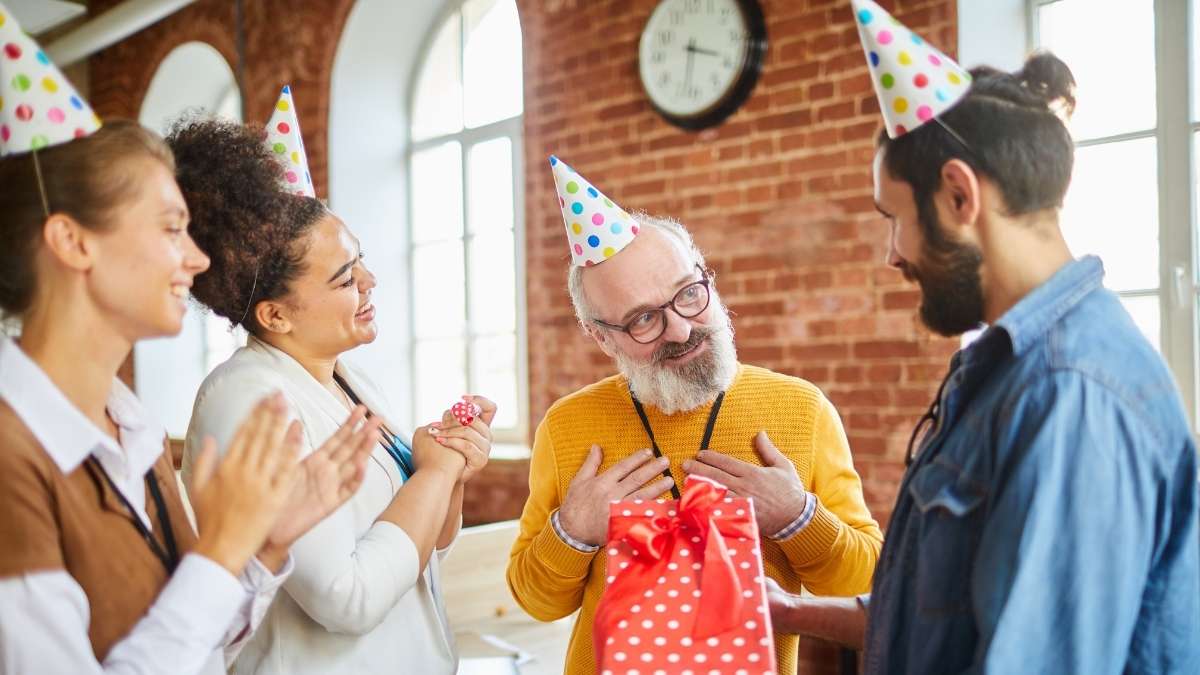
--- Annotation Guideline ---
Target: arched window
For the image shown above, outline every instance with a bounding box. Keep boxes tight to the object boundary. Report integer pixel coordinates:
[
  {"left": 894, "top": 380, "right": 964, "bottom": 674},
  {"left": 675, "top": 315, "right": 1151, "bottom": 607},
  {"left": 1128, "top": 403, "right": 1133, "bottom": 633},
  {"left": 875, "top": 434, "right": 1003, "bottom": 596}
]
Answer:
[
  {"left": 409, "top": 0, "right": 526, "bottom": 446},
  {"left": 136, "top": 41, "right": 244, "bottom": 438}
]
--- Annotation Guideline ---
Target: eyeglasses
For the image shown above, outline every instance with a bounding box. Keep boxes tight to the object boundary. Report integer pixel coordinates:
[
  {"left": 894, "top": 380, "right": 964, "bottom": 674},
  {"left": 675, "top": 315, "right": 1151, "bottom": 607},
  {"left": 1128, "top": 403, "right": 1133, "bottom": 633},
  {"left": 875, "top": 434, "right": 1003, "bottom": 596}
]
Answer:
[{"left": 592, "top": 265, "right": 713, "bottom": 344}]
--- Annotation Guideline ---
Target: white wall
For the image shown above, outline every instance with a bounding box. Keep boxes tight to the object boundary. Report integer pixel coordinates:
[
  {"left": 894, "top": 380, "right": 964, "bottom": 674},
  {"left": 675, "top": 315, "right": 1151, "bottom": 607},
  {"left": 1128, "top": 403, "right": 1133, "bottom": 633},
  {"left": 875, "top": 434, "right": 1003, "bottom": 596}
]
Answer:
[
  {"left": 329, "top": 0, "right": 447, "bottom": 429},
  {"left": 136, "top": 41, "right": 242, "bottom": 438},
  {"left": 957, "top": 0, "right": 1029, "bottom": 71}
]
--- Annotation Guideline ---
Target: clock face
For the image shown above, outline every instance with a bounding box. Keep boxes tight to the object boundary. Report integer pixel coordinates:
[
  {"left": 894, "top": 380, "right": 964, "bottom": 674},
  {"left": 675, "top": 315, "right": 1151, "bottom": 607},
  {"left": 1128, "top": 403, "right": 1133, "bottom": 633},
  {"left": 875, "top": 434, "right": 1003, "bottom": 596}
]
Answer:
[{"left": 638, "top": 0, "right": 759, "bottom": 122}]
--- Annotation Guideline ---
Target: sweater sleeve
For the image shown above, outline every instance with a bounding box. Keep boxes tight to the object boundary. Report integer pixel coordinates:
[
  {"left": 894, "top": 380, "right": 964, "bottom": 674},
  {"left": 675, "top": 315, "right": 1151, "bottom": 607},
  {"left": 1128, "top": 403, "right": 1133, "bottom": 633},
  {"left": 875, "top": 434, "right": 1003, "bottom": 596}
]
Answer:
[
  {"left": 776, "top": 394, "right": 883, "bottom": 595},
  {"left": 505, "top": 417, "right": 596, "bottom": 621}
]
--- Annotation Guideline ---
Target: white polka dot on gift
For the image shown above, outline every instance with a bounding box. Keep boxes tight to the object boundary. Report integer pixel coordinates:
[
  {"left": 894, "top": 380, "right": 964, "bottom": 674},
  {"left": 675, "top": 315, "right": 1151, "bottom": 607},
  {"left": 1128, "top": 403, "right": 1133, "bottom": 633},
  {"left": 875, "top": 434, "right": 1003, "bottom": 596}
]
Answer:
[{"left": 629, "top": 636, "right": 640, "bottom": 645}]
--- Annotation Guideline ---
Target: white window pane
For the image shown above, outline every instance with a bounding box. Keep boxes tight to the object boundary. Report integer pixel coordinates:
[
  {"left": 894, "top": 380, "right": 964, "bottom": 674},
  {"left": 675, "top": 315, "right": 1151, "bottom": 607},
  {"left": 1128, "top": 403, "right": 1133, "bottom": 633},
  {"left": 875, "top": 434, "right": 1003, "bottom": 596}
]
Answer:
[
  {"left": 413, "top": 241, "right": 465, "bottom": 338},
  {"left": 203, "top": 314, "right": 245, "bottom": 373},
  {"left": 468, "top": 230, "right": 516, "bottom": 334},
  {"left": 412, "top": 15, "right": 464, "bottom": 141},
  {"left": 411, "top": 142, "right": 463, "bottom": 244},
  {"left": 470, "top": 333, "right": 519, "bottom": 429},
  {"left": 467, "top": 137, "right": 514, "bottom": 234},
  {"left": 1061, "top": 137, "right": 1159, "bottom": 291},
  {"left": 1121, "top": 295, "right": 1160, "bottom": 352},
  {"left": 1038, "top": 0, "right": 1155, "bottom": 140},
  {"left": 463, "top": 0, "right": 524, "bottom": 128},
  {"left": 1193, "top": 0, "right": 1200, "bottom": 121},
  {"left": 415, "top": 339, "right": 467, "bottom": 424}
]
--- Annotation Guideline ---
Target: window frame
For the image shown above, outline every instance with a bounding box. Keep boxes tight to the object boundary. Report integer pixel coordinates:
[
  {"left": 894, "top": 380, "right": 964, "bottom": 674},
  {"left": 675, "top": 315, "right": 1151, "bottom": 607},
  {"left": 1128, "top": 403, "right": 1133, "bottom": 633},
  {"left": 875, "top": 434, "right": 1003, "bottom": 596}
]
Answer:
[
  {"left": 1028, "top": 0, "right": 1198, "bottom": 429},
  {"left": 405, "top": 0, "right": 529, "bottom": 448}
]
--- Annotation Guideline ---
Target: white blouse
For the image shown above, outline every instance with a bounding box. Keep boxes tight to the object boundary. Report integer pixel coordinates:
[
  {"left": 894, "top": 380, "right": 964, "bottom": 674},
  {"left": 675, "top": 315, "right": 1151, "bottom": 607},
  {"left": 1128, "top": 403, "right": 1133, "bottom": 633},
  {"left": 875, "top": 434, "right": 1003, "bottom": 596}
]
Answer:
[
  {"left": 0, "top": 338, "right": 289, "bottom": 675},
  {"left": 183, "top": 337, "right": 458, "bottom": 674}
]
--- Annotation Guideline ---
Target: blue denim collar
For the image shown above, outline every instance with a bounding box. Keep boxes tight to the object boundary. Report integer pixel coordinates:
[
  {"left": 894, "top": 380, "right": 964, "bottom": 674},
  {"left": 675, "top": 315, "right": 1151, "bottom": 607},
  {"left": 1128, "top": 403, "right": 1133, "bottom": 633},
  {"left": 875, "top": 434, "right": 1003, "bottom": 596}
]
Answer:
[{"left": 989, "top": 256, "right": 1105, "bottom": 357}]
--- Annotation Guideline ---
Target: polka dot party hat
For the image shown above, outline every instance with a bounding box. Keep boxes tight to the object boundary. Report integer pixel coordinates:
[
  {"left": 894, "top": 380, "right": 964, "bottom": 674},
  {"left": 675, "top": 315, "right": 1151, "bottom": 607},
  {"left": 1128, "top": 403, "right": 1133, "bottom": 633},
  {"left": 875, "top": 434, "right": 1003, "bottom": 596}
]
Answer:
[
  {"left": 549, "top": 155, "right": 640, "bottom": 267},
  {"left": 0, "top": 2, "right": 102, "bottom": 157},
  {"left": 265, "top": 85, "right": 315, "bottom": 198},
  {"left": 851, "top": 0, "right": 972, "bottom": 138}
]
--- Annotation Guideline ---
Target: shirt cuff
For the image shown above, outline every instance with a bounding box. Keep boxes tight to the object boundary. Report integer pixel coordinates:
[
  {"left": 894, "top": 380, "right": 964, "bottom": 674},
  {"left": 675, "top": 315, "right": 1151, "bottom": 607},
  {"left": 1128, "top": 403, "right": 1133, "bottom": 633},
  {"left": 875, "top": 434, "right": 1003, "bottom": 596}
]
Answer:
[
  {"left": 551, "top": 509, "right": 601, "bottom": 553},
  {"left": 160, "top": 553, "right": 245, "bottom": 647},
  {"left": 856, "top": 593, "right": 870, "bottom": 611},
  {"left": 768, "top": 491, "right": 818, "bottom": 541}
]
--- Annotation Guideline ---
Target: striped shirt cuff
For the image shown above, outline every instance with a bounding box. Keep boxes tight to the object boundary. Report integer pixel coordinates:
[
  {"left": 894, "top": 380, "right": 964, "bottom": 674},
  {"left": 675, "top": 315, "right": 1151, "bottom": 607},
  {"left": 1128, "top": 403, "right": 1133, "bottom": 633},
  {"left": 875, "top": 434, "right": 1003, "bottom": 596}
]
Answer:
[
  {"left": 551, "top": 509, "right": 600, "bottom": 553},
  {"left": 768, "top": 491, "right": 818, "bottom": 541}
]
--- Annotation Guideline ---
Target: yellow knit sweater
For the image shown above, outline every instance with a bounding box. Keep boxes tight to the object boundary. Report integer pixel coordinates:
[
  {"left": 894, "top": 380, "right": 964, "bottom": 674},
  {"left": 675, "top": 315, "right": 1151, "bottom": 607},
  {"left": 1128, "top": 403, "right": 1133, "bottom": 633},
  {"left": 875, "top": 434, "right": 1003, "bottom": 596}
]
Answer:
[{"left": 507, "top": 364, "right": 883, "bottom": 674}]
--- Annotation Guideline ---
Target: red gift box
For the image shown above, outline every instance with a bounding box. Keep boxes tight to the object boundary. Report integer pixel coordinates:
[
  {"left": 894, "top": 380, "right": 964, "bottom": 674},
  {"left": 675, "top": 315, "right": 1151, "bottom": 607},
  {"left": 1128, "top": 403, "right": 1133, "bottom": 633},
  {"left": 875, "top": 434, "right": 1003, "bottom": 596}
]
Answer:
[{"left": 594, "top": 475, "right": 777, "bottom": 674}]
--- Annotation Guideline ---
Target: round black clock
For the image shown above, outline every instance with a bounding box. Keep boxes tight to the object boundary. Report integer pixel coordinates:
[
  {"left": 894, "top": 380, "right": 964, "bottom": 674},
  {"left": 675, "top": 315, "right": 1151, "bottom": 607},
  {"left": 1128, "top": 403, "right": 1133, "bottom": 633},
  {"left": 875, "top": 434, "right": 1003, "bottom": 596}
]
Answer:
[{"left": 637, "top": 0, "right": 768, "bottom": 131}]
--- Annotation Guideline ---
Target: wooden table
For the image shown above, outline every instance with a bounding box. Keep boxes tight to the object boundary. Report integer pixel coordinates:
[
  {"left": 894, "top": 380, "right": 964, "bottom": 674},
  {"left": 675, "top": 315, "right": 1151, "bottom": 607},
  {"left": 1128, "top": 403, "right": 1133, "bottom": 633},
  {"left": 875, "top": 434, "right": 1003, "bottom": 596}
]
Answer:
[{"left": 443, "top": 520, "right": 574, "bottom": 674}]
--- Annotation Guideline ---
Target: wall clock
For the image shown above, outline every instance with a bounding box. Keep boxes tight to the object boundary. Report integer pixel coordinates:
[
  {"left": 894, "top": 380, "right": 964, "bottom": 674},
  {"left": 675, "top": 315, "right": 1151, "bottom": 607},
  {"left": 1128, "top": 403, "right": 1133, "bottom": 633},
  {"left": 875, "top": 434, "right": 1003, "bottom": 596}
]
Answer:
[{"left": 637, "top": 0, "right": 768, "bottom": 131}]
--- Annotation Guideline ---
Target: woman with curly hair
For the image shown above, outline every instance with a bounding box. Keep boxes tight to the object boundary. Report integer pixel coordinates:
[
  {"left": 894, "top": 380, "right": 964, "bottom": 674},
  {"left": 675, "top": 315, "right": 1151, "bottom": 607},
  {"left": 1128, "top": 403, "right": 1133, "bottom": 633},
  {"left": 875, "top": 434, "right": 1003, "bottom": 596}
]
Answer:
[
  {"left": 168, "top": 116, "right": 494, "bottom": 674},
  {"left": 0, "top": 117, "right": 380, "bottom": 673}
]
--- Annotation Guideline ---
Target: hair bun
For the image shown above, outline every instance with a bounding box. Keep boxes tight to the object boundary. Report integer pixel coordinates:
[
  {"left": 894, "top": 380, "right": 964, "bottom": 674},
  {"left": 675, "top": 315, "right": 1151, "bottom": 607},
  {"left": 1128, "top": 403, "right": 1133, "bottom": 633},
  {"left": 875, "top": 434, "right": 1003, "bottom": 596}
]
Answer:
[{"left": 1019, "top": 51, "right": 1077, "bottom": 118}]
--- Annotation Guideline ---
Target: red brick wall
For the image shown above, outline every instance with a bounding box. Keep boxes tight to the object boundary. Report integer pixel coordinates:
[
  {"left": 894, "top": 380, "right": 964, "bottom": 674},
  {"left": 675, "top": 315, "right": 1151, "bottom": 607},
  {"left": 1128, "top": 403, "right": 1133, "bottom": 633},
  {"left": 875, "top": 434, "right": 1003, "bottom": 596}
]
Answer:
[
  {"left": 517, "top": 0, "right": 959, "bottom": 529},
  {"left": 87, "top": 0, "right": 355, "bottom": 197}
]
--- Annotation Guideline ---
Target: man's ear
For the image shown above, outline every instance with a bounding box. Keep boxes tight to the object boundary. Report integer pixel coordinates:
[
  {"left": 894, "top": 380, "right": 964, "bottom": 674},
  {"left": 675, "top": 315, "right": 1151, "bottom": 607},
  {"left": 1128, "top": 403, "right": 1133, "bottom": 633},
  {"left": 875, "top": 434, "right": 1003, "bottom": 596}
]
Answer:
[
  {"left": 582, "top": 320, "right": 617, "bottom": 358},
  {"left": 939, "top": 158, "right": 982, "bottom": 233}
]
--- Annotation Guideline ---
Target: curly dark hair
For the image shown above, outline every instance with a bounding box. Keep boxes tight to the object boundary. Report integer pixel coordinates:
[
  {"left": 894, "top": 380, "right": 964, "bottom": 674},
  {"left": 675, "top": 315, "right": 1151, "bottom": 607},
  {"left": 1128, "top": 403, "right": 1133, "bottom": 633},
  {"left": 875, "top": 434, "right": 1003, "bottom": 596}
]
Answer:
[{"left": 166, "top": 117, "right": 327, "bottom": 334}]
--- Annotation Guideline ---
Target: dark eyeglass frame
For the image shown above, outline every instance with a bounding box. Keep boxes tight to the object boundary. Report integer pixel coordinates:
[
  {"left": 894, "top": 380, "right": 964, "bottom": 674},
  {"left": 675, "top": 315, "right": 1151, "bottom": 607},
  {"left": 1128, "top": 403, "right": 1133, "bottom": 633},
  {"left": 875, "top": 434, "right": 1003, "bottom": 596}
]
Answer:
[{"left": 592, "top": 264, "right": 713, "bottom": 344}]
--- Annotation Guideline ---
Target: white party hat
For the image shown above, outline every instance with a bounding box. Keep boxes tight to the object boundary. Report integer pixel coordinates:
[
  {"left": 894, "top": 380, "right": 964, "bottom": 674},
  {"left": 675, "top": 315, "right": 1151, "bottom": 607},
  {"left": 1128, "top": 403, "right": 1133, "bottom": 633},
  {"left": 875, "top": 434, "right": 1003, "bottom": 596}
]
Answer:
[
  {"left": 550, "top": 155, "right": 640, "bottom": 267},
  {"left": 851, "top": 0, "right": 972, "bottom": 138},
  {"left": 0, "top": 2, "right": 101, "bottom": 156},
  {"left": 265, "top": 85, "right": 314, "bottom": 197}
]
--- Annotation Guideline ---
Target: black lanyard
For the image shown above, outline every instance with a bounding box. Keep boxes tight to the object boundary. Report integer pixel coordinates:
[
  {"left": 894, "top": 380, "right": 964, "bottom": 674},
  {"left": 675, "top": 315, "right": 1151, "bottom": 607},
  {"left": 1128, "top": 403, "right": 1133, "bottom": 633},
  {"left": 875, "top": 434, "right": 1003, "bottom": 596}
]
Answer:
[
  {"left": 86, "top": 456, "right": 179, "bottom": 574},
  {"left": 630, "top": 389, "right": 726, "bottom": 500},
  {"left": 333, "top": 372, "right": 414, "bottom": 478}
]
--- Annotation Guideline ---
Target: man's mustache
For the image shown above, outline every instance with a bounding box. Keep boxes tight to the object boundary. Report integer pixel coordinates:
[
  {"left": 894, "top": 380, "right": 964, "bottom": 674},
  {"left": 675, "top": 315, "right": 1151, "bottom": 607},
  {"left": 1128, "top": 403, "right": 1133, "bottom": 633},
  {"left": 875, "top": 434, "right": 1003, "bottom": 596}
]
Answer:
[{"left": 653, "top": 326, "right": 714, "bottom": 364}]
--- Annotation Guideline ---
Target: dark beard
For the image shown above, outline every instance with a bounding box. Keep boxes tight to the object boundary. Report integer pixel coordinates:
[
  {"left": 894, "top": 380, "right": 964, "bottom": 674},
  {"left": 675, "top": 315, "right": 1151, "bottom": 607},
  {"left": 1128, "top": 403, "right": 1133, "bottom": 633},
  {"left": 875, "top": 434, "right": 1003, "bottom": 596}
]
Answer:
[{"left": 899, "top": 216, "right": 986, "bottom": 337}]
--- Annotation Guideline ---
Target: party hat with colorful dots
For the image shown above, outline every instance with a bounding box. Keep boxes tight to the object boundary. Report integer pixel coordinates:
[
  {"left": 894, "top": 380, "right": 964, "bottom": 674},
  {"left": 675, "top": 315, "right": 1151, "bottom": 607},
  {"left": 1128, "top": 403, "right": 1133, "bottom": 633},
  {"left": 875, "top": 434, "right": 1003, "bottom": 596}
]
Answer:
[
  {"left": 550, "top": 155, "right": 640, "bottom": 267},
  {"left": 265, "top": 85, "right": 315, "bottom": 197},
  {"left": 0, "top": 3, "right": 102, "bottom": 156},
  {"left": 851, "top": 0, "right": 971, "bottom": 138}
]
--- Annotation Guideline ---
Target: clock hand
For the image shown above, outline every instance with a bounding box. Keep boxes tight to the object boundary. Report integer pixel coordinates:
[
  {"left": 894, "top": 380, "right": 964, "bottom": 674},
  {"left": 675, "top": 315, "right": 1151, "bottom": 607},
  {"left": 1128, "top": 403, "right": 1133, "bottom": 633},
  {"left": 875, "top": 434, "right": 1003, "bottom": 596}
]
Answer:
[
  {"left": 684, "top": 38, "right": 696, "bottom": 88},
  {"left": 686, "top": 44, "right": 721, "bottom": 57}
]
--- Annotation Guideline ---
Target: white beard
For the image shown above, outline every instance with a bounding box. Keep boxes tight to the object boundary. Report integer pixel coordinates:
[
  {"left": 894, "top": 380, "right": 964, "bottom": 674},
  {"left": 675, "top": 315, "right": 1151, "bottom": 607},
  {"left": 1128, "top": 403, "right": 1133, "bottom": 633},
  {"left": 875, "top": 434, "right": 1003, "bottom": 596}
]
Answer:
[{"left": 614, "top": 309, "right": 738, "bottom": 414}]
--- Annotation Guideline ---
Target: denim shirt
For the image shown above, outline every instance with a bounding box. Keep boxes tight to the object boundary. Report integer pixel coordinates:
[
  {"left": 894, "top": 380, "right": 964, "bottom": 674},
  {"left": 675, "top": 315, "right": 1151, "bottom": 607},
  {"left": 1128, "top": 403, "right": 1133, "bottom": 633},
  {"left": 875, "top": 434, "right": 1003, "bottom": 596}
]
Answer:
[{"left": 864, "top": 257, "right": 1200, "bottom": 674}]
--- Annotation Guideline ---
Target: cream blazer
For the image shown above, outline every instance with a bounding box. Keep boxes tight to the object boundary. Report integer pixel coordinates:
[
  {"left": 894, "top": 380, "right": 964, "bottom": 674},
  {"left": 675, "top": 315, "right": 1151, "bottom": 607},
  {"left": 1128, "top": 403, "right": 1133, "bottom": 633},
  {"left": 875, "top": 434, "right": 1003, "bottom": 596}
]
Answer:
[{"left": 182, "top": 336, "right": 457, "bottom": 674}]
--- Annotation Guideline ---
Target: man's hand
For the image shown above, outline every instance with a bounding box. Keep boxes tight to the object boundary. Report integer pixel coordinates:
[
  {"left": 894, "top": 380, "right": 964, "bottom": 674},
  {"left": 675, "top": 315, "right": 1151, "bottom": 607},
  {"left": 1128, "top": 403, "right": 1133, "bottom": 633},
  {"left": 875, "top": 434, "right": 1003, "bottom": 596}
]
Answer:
[
  {"left": 763, "top": 577, "right": 868, "bottom": 648},
  {"left": 557, "top": 446, "right": 675, "bottom": 547},
  {"left": 683, "top": 430, "right": 809, "bottom": 535}
]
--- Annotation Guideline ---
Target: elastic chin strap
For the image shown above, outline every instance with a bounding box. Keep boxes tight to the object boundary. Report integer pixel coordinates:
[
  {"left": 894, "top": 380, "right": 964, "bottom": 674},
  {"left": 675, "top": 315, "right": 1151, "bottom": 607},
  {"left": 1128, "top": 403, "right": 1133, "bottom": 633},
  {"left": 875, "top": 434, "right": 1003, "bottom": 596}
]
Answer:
[
  {"left": 933, "top": 116, "right": 973, "bottom": 153},
  {"left": 31, "top": 150, "right": 50, "bottom": 217},
  {"left": 238, "top": 265, "right": 260, "bottom": 327}
]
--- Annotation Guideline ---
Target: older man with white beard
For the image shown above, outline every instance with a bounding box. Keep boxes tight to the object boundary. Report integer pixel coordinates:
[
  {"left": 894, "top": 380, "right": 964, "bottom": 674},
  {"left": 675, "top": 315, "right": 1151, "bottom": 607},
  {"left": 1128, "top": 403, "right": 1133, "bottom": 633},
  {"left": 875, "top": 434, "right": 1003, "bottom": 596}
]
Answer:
[{"left": 506, "top": 158, "right": 883, "bottom": 675}]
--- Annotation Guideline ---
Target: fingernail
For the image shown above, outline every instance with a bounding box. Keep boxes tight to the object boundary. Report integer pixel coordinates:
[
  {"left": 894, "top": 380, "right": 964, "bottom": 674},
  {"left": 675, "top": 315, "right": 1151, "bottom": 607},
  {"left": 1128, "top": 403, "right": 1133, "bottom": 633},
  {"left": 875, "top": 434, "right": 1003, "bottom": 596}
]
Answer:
[{"left": 436, "top": 437, "right": 446, "bottom": 444}]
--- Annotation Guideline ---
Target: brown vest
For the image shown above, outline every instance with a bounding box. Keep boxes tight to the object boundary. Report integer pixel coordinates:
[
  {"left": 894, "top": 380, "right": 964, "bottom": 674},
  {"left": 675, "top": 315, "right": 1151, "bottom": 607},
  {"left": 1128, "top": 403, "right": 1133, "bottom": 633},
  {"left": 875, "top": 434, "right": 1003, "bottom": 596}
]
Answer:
[{"left": 0, "top": 401, "right": 197, "bottom": 661}]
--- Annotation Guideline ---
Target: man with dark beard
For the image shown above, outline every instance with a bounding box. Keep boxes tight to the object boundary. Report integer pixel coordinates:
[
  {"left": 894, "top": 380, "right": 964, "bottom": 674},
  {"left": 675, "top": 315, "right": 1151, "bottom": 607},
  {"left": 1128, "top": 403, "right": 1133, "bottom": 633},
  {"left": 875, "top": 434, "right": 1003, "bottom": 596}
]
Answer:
[
  {"left": 767, "top": 3, "right": 1199, "bottom": 674},
  {"left": 506, "top": 159, "right": 883, "bottom": 675}
]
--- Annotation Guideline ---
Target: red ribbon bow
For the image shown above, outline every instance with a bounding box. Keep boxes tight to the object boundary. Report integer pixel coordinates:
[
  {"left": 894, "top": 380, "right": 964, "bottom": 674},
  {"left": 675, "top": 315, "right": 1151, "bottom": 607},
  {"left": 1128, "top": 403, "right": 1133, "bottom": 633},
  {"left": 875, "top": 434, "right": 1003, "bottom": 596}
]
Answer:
[{"left": 599, "top": 476, "right": 757, "bottom": 640}]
